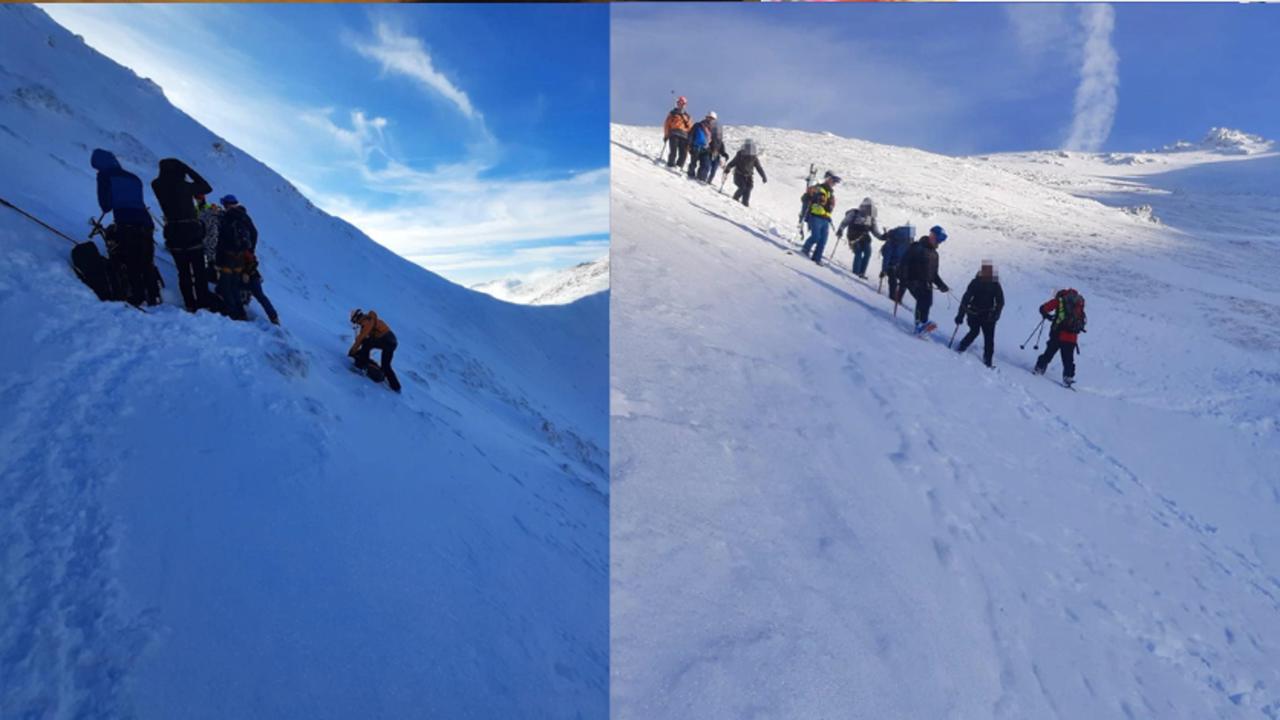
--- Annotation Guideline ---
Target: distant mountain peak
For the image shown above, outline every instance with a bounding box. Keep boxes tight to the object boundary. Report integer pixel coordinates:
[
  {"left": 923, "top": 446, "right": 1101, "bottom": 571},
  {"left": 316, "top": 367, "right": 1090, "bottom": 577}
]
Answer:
[{"left": 1159, "top": 127, "right": 1273, "bottom": 155}]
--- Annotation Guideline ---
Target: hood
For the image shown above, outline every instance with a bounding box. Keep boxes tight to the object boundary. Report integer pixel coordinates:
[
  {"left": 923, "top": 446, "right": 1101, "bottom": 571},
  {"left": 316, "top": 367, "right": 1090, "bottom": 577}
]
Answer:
[
  {"left": 157, "top": 157, "right": 185, "bottom": 179},
  {"left": 90, "top": 148, "right": 121, "bottom": 172}
]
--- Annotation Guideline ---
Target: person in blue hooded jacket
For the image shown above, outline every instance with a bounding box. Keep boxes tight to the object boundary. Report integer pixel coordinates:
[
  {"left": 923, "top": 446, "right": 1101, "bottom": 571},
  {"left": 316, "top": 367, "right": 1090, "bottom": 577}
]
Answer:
[
  {"left": 878, "top": 223, "right": 914, "bottom": 301},
  {"left": 91, "top": 149, "right": 160, "bottom": 306}
]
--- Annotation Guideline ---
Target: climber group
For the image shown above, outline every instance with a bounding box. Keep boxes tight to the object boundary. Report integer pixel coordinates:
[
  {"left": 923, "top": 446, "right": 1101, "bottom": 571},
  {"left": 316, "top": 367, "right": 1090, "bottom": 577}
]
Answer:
[
  {"left": 88, "top": 149, "right": 278, "bottom": 324},
  {"left": 656, "top": 93, "right": 1090, "bottom": 385},
  {"left": 661, "top": 96, "right": 767, "bottom": 206}
]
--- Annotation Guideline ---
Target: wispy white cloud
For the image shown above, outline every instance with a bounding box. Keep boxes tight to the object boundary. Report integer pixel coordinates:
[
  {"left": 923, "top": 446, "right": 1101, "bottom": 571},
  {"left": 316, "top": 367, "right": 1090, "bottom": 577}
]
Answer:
[
  {"left": 1063, "top": 4, "right": 1119, "bottom": 152},
  {"left": 349, "top": 20, "right": 480, "bottom": 122}
]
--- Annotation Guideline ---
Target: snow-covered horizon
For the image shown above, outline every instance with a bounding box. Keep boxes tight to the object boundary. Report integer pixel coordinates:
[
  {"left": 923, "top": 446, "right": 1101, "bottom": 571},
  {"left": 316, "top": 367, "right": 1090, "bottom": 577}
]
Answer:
[
  {"left": 611, "top": 120, "right": 1280, "bottom": 718},
  {"left": 0, "top": 6, "right": 607, "bottom": 718},
  {"left": 471, "top": 256, "right": 609, "bottom": 306}
]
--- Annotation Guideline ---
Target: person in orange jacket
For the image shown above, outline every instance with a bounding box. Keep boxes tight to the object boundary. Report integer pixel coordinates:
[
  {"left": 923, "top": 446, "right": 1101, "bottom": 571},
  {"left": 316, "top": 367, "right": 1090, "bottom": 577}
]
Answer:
[
  {"left": 663, "top": 96, "right": 693, "bottom": 169},
  {"left": 349, "top": 308, "right": 401, "bottom": 392}
]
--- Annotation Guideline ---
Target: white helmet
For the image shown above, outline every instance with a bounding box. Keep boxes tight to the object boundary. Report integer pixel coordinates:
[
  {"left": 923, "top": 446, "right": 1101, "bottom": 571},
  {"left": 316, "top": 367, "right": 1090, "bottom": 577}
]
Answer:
[{"left": 707, "top": 111, "right": 718, "bottom": 120}]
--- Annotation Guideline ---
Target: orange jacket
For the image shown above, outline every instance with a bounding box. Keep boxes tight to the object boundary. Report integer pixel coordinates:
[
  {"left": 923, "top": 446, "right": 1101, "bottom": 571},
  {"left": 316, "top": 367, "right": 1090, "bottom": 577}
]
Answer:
[
  {"left": 349, "top": 311, "right": 391, "bottom": 355},
  {"left": 663, "top": 109, "right": 692, "bottom": 140}
]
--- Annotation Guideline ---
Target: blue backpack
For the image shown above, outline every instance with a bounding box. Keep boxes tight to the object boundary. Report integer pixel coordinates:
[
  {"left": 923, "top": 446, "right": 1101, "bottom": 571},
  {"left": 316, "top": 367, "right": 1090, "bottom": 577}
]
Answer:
[{"left": 691, "top": 123, "right": 709, "bottom": 149}]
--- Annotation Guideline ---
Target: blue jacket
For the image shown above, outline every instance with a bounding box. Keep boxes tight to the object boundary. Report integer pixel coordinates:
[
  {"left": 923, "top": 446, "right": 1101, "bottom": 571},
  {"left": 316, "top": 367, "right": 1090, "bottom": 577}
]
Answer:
[
  {"left": 880, "top": 225, "right": 913, "bottom": 265},
  {"left": 91, "top": 149, "right": 153, "bottom": 230}
]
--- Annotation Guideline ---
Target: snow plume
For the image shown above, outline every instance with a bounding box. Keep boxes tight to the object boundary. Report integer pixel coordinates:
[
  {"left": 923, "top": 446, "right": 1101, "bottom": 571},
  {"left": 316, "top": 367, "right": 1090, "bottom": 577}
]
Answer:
[{"left": 1063, "top": 4, "right": 1118, "bottom": 152}]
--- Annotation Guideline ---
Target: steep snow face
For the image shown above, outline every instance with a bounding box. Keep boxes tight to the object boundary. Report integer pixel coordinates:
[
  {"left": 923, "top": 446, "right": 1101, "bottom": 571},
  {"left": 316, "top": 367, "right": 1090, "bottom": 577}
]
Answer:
[
  {"left": 0, "top": 7, "right": 606, "bottom": 719},
  {"left": 473, "top": 256, "right": 609, "bottom": 305},
  {"left": 611, "top": 123, "right": 1280, "bottom": 719}
]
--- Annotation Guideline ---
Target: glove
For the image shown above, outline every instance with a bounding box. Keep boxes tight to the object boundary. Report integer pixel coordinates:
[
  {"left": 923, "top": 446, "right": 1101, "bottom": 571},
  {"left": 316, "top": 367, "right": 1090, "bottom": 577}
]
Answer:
[
  {"left": 836, "top": 231, "right": 844, "bottom": 240},
  {"left": 955, "top": 314, "right": 964, "bottom": 325}
]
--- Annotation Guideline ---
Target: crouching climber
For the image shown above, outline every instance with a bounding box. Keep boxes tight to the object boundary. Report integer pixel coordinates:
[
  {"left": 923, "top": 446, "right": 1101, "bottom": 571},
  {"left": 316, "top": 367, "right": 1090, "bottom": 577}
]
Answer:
[{"left": 349, "top": 309, "right": 402, "bottom": 393}]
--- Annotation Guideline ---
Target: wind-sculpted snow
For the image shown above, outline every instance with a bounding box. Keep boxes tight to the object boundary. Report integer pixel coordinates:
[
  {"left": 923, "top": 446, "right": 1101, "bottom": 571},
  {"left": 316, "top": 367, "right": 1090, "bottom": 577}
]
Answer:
[
  {"left": 611, "top": 123, "right": 1280, "bottom": 719},
  {"left": 0, "top": 7, "right": 606, "bottom": 719},
  {"left": 473, "top": 256, "right": 610, "bottom": 306}
]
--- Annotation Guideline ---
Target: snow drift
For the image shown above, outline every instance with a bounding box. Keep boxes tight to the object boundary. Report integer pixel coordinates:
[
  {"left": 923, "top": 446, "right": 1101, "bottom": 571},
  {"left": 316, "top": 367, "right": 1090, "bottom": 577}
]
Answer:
[
  {"left": 611, "top": 122, "right": 1280, "bottom": 719},
  {"left": 0, "top": 7, "right": 607, "bottom": 719}
]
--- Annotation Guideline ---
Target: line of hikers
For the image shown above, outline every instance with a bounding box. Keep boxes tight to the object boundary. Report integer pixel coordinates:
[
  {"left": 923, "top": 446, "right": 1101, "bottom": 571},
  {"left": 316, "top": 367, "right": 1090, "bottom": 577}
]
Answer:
[
  {"left": 797, "top": 174, "right": 1086, "bottom": 385},
  {"left": 89, "top": 148, "right": 278, "bottom": 324},
  {"left": 662, "top": 96, "right": 768, "bottom": 207}
]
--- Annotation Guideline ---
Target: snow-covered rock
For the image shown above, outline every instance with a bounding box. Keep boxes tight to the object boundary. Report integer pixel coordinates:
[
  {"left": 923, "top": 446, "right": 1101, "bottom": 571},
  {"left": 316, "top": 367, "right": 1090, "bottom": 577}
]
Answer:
[
  {"left": 472, "top": 256, "right": 609, "bottom": 305},
  {"left": 611, "top": 121, "right": 1280, "bottom": 719},
  {"left": 0, "top": 7, "right": 606, "bottom": 719}
]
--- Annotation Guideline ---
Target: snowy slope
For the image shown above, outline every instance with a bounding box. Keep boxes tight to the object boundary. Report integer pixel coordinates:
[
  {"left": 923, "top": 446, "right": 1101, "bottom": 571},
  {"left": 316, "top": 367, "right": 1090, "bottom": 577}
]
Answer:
[
  {"left": 472, "top": 256, "right": 609, "bottom": 306},
  {"left": 611, "top": 123, "right": 1280, "bottom": 719},
  {"left": 0, "top": 7, "right": 607, "bottom": 719}
]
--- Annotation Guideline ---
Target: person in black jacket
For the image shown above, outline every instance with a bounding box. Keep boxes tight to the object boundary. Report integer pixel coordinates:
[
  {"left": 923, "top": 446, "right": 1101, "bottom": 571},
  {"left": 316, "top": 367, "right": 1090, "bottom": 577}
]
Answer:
[
  {"left": 91, "top": 149, "right": 160, "bottom": 306},
  {"left": 899, "top": 225, "right": 950, "bottom": 333},
  {"left": 724, "top": 140, "right": 767, "bottom": 206},
  {"left": 152, "top": 158, "right": 214, "bottom": 311},
  {"left": 215, "top": 195, "right": 259, "bottom": 321},
  {"left": 954, "top": 261, "right": 1004, "bottom": 367}
]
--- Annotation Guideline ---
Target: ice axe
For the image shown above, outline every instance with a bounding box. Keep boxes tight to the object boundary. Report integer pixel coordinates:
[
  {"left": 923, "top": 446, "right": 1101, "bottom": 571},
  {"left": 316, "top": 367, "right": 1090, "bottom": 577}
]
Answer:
[
  {"left": 88, "top": 211, "right": 108, "bottom": 239},
  {"left": 948, "top": 321, "right": 961, "bottom": 349}
]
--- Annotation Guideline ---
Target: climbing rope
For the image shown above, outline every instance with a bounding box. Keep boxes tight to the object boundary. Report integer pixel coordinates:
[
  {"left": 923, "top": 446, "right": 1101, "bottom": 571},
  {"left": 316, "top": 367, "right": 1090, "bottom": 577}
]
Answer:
[{"left": 0, "top": 195, "right": 79, "bottom": 245}]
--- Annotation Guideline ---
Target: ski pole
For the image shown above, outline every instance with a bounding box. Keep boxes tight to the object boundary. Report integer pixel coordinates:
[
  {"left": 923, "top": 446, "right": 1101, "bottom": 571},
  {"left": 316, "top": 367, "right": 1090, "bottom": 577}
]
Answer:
[
  {"left": 1019, "top": 317, "right": 1046, "bottom": 350},
  {"left": 1033, "top": 321, "right": 1046, "bottom": 350}
]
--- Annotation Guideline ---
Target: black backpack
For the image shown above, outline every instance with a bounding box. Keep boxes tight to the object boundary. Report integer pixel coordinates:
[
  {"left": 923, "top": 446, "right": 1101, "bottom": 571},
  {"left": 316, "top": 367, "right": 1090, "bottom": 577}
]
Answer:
[{"left": 71, "top": 241, "right": 125, "bottom": 301}]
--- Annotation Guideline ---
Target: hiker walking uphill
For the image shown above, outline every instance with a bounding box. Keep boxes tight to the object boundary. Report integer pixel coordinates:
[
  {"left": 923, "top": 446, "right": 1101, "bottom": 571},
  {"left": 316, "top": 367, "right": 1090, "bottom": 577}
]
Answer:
[
  {"left": 1034, "top": 288, "right": 1087, "bottom": 387},
  {"left": 706, "top": 116, "right": 730, "bottom": 184},
  {"left": 800, "top": 171, "right": 840, "bottom": 265},
  {"left": 879, "top": 224, "right": 914, "bottom": 300},
  {"left": 90, "top": 149, "right": 160, "bottom": 306},
  {"left": 954, "top": 261, "right": 1005, "bottom": 367},
  {"left": 836, "top": 197, "right": 882, "bottom": 279},
  {"left": 724, "top": 140, "right": 767, "bottom": 207},
  {"left": 899, "top": 226, "right": 950, "bottom": 334},
  {"left": 152, "top": 158, "right": 214, "bottom": 312},
  {"left": 686, "top": 112, "right": 720, "bottom": 183},
  {"left": 349, "top": 309, "right": 401, "bottom": 393},
  {"left": 663, "top": 96, "right": 693, "bottom": 169}
]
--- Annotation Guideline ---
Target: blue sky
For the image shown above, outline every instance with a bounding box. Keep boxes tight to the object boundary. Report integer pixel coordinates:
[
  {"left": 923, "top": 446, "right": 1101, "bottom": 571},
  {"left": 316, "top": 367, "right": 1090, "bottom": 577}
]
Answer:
[
  {"left": 43, "top": 4, "right": 609, "bottom": 287},
  {"left": 612, "top": 3, "right": 1280, "bottom": 156}
]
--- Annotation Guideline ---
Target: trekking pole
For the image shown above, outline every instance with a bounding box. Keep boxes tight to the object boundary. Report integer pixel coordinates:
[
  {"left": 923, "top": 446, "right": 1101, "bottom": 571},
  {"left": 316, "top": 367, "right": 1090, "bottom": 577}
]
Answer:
[
  {"left": 1019, "top": 318, "right": 1046, "bottom": 350},
  {"left": 877, "top": 274, "right": 884, "bottom": 295},
  {"left": 948, "top": 322, "right": 961, "bottom": 349},
  {"left": 1033, "top": 321, "right": 1046, "bottom": 350},
  {"left": 719, "top": 171, "right": 729, "bottom": 194}
]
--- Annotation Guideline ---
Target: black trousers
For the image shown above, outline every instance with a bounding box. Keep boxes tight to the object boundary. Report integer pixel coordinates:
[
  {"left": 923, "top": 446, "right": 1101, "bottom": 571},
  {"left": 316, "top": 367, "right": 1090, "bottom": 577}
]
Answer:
[
  {"left": 356, "top": 332, "right": 401, "bottom": 391},
  {"left": 732, "top": 175, "right": 754, "bottom": 206},
  {"left": 1037, "top": 336, "right": 1076, "bottom": 378},
  {"left": 666, "top": 137, "right": 688, "bottom": 168},
  {"left": 908, "top": 283, "right": 933, "bottom": 325},
  {"left": 165, "top": 221, "right": 211, "bottom": 310},
  {"left": 886, "top": 265, "right": 903, "bottom": 303},
  {"left": 957, "top": 313, "right": 997, "bottom": 366}
]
